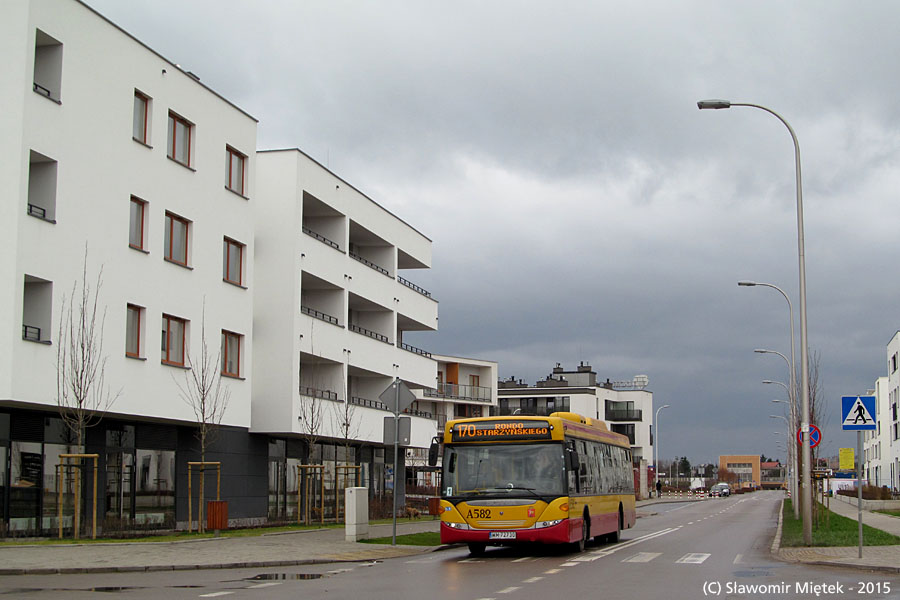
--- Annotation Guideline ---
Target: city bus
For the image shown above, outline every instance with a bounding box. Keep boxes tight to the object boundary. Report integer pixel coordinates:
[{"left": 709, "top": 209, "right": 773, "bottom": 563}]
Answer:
[{"left": 437, "top": 412, "right": 636, "bottom": 555}]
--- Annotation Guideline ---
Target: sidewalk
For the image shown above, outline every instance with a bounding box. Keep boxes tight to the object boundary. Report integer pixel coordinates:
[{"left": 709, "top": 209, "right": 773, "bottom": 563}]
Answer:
[
  {"left": 775, "top": 495, "right": 900, "bottom": 573},
  {"left": 0, "top": 519, "right": 441, "bottom": 576}
]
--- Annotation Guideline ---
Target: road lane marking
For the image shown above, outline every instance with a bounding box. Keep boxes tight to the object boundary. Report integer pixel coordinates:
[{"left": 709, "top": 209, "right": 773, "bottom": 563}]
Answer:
[
  {"left": 676, "top": 553, "right": 711, "bottom": 564},
  {"left": 622, "top": 552, "right": 662, "bottom": 563},
  {"left": 523, "top": 577, "right": 544, "bottom": 583},
  {"left": 497, "top": 586, "right": 521, "bottom": 594},
  {"left": 543, "top": 569, "right": 562, "bottom": 574},
  {"left": 733, "top": 554, "right": 744, "bottom": 564},
  {"left": 571, "top": 527, "right": 680, "bottom": 562},
  {"left": 459, "top": 558, "right": 484, "bottom": 563},
  {"left": 248, "top": 582, "right": 282, "bottom": 589},
  {"left": 511, "top": 556, "right": 534, "bottom": 563},
  {"left": 199, "top": 593, "right": 234, "bottom": 598},
  {"left": 561, "top": 561, "right": 580, "bottom": 566}
]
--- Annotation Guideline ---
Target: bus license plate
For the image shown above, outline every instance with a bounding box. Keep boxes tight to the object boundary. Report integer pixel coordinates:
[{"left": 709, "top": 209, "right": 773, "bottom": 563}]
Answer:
[{"left": 489, "top": 531, "right": 516, "bottom": 540}]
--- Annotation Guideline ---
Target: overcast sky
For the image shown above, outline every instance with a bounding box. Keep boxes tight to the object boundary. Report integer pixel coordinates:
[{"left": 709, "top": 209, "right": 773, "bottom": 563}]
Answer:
[{"left": 83, "top": 0, "right": 900, "bottom": 465}]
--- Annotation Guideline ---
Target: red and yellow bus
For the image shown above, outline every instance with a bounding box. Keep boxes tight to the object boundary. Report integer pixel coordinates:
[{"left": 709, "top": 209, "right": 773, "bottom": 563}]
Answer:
[{"left": 438, "top": 412, "right": 636, "bottom": 555}]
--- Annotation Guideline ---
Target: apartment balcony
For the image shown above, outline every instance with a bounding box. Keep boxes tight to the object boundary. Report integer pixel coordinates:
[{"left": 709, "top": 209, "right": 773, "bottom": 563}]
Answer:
[
  {"left": 605, "top": 409, "right": 643, "bottom": 422},
  {"left": 493, "top": 406, "right": 558, "bottom": 417},
  {"left": 424, "top": 382, "right": 492, "bottom": 403},
  {"left": 348, "top": 396, "right": 433, "bottom": 419}
]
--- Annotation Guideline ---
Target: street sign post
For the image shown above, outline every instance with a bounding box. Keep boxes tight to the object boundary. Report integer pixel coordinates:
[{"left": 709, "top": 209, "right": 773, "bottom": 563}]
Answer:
[
  {"left": 379, "top": 379, "right": 416, "bottom": 545},
  {"left": 841, "top": 395, "right": 878, "bottom": 559}
]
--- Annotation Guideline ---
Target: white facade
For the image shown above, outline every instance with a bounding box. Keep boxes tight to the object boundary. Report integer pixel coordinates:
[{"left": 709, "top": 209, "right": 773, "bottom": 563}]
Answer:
[
  {"left": 252, "top": 149, "right": 439, "bottom": 449},
  {"left": 1, "top": 0, "right": 257, "bottom": 428},
  {"left": 886, "top": 334, "right": 900, "bottom": 491},
  {"left": 863, "top": 377, "right": 889, "bottom": 487},
  {"left": 497, "top": 363, "right": 653, "bottom": 462}
]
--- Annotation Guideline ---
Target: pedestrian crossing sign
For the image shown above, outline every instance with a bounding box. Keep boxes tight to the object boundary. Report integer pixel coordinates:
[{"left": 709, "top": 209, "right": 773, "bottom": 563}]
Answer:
[{"left": 841, "top": 396, "right": 876, "bottom": 431}]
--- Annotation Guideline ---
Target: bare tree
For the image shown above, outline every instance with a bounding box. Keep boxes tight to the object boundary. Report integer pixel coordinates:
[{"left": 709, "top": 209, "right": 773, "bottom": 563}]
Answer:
[
  {"left": 174, "top": 302, "right": 230, "bottom": 533},
  {"left": 56, "top": 248, "right": 121, "bottom": 537}
]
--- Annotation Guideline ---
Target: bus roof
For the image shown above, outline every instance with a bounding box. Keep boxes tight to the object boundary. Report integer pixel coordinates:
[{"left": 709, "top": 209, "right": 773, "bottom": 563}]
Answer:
[{"left": 443, "top": 412, "right": 631, "bottom": 449}]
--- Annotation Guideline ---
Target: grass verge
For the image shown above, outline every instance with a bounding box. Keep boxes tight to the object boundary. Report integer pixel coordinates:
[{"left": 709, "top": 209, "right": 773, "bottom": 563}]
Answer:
[
  {"left": 781, "top": 499, "right": 900, "bottom": 547},
  {"left": 875, "top": 509, "right": 900, "bottom": 518},
  {"left": 359, "top": 531, "right": 441, "bottom": 546}
]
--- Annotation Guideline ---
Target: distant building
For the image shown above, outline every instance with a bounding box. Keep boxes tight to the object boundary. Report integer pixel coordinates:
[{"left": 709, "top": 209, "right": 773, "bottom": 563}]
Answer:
[
  {"left": 760, "top": 461, "right": 785, "bottom": 489},
  {"left": 718, "top": 455, "right": 761, "bottom": 488},
  {"left": 497, "top": 363, "right": 653, "bottom": 464}
]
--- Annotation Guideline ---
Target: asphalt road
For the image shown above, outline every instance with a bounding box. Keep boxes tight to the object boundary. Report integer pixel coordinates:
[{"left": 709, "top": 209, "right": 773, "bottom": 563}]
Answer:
[{"left": 2, "top": 491, "right": 897, "bottom": 599}]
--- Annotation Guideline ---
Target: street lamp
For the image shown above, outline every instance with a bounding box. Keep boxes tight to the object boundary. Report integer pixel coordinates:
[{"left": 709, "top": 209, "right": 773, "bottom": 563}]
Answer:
[
  {"left": 654, "top": 404, "right": 671, "bottom": 493},
  {"left": 758, "top": 348, "right": 799, "bottom": 518},
  {"left": 700, "top": 99, "right": 813, "bottom": 544}
]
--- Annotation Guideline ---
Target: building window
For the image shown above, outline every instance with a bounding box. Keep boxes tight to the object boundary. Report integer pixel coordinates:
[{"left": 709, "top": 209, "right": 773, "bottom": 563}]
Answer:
[
  {"left": 133, "top": 91, "right": 150, "bottom": 144},
  {"left": 161, "top": 314, "right": 186, "bottom": 366},
  {"left": 23, "top": 275, "right": 52, "bottom": 343},
  {"left": 28, "top": 150, "right": 57, "bottom": 222},
  {"left": 167, "top": 111, "right": 192, "bottom": 166},
  {"left": 221, "top": 330, "right": 242, "bottom": 377},
  {"left": 126, "top": 304, "right": 143, "bottom": 357},
  {"left": 33, "top": 29, "right": 63, "bottom": 102},
  {"left": 164, "top": 212, "right": 190, "bottom": 266},
  {"left": 225, "top": 146, "right": 246, "bottom": 195},
  {"left": 129, "top": 196, "right": 147, "bottom": 250},
  {"left": 223, "top": 237, "right": 244, "bottom": 286}
]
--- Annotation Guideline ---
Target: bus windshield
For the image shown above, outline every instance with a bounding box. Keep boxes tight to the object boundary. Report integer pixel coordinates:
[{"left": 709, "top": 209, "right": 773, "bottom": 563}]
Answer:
[{"left": 442, "top": 442, "right": 565, "bottom": 499}]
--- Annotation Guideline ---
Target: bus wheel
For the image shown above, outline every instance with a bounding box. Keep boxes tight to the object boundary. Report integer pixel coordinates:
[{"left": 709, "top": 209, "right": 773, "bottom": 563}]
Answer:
[
  {"left": 467, "top": 542, "right": 486, "bottom": 556},
  {"left": 572, "top": 513, "right": 588, "bottom": 553},
  {"left": 607, "top": 508, "right": 622, "bottom": 543}
]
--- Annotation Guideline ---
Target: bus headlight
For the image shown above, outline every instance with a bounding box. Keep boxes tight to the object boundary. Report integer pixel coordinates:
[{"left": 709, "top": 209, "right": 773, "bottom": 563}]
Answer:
[
  {"left": 535, "top": 519, "right": 563, "bottom": 529},
  {"left": 446, "top": 522, "right": 470, "bottom": 530}
]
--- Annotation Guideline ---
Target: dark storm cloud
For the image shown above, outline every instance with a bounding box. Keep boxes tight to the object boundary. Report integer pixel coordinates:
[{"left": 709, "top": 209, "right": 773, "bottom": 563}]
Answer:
[{"left": 86, "top": 0, "right": 900, "bottom": 463}]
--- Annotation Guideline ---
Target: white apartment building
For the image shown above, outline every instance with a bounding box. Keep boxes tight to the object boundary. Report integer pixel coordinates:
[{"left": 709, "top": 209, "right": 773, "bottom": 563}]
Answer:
[
  {"left": 863, "top": 377, "right": 889, "bottom": 487},
  {"left": 497, "top": 363, "right": 653, "bottom": 464},
  {"left": 252, "top": 149, "right": 440, "bottom": 517},
  {"left": 1, "top": 0, "right": 454, "bottom": 534},
  {"left": 885, "top": 334, "right": 900, "bottom": 491},
  {"left": 1, "top": 0, "right": 258, "bottom": 533}
]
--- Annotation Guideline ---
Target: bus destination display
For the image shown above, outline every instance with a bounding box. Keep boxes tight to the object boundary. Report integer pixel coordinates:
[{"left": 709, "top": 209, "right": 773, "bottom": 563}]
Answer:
[{"left": 451, "top": 420, "right": 552, "bottom": 442}]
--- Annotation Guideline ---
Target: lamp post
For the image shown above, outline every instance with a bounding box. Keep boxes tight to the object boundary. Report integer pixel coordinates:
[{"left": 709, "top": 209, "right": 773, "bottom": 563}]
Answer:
[
  {"left": 700, "top": 99, "right": 812, "bottom": 544},
  {"left": 758, "top": 348, "right": 799, "bottom": 518},
  {"left": 654, "top": 404, "right": 670, "bottom": 495}
]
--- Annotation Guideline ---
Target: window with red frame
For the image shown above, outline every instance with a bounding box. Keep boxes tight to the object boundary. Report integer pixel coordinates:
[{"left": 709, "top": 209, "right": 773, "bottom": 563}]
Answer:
[
  {"left": 126, "top": 304, "right": 143, "bottom": 357},
  {"left": 225, "top": 146, "right": 246, "bottom": 195},
  {"left": 223, "top": 237, "right": 244, "bottom": 285},
  {"left": 133, "top": 91, "right": 149, "bottom": 144},
  {"left": 129, "top": 196, "right": 146, "bottom": 250},
  {"left": 164, "top": 212, "right": 189, "bottom": 265},
  {"left": 221, "top": 330, "right": 241, "bottom": 377},
  {"left": 161, "top": 314, "right": 186, "bottom": 366},
  {"left": 167, "top": 111, "right": 192, "bottom": 166}
]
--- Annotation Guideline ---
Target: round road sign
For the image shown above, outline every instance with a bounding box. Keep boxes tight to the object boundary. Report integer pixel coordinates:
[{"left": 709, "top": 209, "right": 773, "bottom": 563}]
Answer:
[{"left": 797, "top": 424, "right": 821, "bottom": 448}]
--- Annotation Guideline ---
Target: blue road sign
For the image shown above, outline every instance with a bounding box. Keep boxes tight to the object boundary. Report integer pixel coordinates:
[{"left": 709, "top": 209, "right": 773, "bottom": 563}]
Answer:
[{"left": 841, "top": 396, "right": 876, "bottom": 431}]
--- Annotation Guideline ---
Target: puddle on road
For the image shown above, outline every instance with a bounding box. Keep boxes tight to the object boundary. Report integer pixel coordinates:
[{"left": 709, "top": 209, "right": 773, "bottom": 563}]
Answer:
[{"left": 247, "top": 573, "right": 324, "bottom": 580}]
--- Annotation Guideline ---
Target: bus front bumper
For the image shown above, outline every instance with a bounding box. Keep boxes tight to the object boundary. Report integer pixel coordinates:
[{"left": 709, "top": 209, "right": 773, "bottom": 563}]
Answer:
[{"left": 440, "top": 519, "right": 574, "bottom": 545}]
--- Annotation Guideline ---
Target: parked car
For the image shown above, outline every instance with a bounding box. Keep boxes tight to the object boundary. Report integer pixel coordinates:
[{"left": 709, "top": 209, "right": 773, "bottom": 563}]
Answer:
[{"left": 709, "top": 483, "right": 731, "bottom": 497}]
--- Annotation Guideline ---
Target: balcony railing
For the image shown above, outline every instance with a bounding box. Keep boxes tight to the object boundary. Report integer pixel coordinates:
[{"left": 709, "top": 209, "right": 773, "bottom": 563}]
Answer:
[
  {"left": 349, "top": 396, "right": 388, "bottom": 411},
  {"left": 397, "top": 275, "right": 431, "bottom": 298},
  {"left": 349, "top": 323, "right": 390, "bottom": 344},
  {"left": 299, "top": 386, "right": 338, "bottom": 401},
  {"left": 350, "top": 252, "right": 390, "bottom": 277},
  {"left": 605, "top": 409, "right": 643, "bottom": 421},
  {"left": 400, "top": 342, "right": 432, "bottom": 358},
  {"left": 27, "top": 204, "right": 47, "bottom": 219},
  {"left": 302, "top": 226, "right": 341, "bottom": 251},
  {"left": 348, "top": 396, "right": 433, "bottom": 419},
  {"left": 493, "top": 406, "right": 560, "bottom": 417},
  {"left": 22, "top": 325, "right": 41, "bottom": 342},
  {"left": 301, "top": 305, "right": 339, "bottom": 326},
  {"left": 424, "top": 382, "right": 492, "bottom": 402}
]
